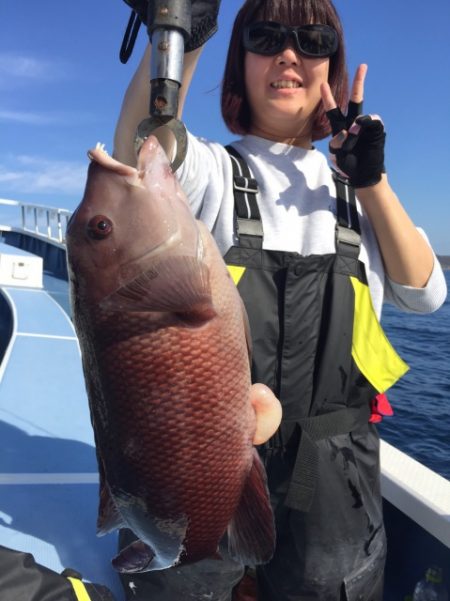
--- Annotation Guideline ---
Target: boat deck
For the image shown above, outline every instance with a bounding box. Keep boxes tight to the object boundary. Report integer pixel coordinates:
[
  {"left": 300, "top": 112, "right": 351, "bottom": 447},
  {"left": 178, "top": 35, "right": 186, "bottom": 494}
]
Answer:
[{"left": 0, "top": 248, "right": 122, "bottom": 597}]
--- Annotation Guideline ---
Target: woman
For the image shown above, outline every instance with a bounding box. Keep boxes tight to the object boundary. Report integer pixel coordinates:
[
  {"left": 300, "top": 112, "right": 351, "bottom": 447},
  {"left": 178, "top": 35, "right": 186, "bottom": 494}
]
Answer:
[{"left": 114, "top": 1, "right": 447, "bottom": 600}]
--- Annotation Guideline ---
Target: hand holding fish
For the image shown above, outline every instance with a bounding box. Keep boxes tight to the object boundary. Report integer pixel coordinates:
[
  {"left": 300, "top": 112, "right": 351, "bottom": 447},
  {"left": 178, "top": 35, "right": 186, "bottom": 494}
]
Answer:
[{"left": 251, "top": 383, "right": 282, "bottom": 445}]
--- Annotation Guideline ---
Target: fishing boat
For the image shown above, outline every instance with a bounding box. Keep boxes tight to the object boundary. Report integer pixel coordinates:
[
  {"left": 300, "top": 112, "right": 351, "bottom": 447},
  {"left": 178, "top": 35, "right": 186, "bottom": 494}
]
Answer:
[{"left": 0, "top": 197, "right": 448, "bottom": 600}]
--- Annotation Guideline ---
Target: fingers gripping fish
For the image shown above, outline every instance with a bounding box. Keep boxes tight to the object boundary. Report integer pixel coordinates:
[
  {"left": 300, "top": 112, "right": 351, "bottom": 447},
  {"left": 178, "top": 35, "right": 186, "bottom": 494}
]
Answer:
[{"left": 66, "top": 137, "right": 276, "bottom": 574}]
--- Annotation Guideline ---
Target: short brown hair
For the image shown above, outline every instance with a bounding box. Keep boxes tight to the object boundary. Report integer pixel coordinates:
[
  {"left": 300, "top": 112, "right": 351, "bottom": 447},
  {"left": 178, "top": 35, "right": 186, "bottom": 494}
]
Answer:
[{"left": 221, "top": 0, "right": 349, "bottom": 141}]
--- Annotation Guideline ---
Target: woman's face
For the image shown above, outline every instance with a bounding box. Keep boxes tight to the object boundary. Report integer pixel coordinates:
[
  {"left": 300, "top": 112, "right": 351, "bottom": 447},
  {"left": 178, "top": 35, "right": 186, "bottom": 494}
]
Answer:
[{"left": 244, "top": 39, "right": 330, "bottom": 145}]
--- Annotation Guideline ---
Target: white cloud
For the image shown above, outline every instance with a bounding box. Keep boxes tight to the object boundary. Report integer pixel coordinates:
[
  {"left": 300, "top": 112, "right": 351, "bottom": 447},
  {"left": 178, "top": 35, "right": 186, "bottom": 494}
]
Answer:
[
  {"left": 0, "top": 155, "right": 87, "bottom": 196},
  {"left": 0, "top": 55, "right": 47, "bottom": 78},
  {"left": 0, "top": 53, "right": 66, "bottom": 88},
  {"left": 0, "top": 107, "right": 98, "bottom": 127},
  {"left": 0, "top": 109, "right": 61, "bottom": 125}
]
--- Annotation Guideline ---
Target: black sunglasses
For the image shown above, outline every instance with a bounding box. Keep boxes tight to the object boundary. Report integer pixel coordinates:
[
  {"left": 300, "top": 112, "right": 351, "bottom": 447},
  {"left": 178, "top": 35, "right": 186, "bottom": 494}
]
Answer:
[{"left": 243, "top": 21, "right": 338, "bottom": 59}]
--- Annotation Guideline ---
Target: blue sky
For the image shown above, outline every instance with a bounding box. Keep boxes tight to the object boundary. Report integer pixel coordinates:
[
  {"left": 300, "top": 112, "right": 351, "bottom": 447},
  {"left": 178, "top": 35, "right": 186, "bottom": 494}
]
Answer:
[{"left": 1, "top": 0, "right": 449, "bottom": 253}]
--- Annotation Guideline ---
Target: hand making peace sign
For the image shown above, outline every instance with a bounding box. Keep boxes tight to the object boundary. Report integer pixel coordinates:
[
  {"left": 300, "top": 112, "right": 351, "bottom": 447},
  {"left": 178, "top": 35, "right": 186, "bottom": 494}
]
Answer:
[{"left": 321, "top": 65, "right": 386, "bottom": 189}]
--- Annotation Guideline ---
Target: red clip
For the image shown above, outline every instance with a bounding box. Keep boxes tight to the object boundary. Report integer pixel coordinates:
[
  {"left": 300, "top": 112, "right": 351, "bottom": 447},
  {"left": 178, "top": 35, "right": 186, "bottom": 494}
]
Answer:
[{"left": 369, "top": 393, "right": 394, "bottom": 423}]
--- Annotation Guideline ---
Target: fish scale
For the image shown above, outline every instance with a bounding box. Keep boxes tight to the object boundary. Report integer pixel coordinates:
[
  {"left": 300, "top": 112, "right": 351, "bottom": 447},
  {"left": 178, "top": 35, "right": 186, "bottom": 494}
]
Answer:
[{"left": 86, "top": 289, "right": 254, "bottom": 562}]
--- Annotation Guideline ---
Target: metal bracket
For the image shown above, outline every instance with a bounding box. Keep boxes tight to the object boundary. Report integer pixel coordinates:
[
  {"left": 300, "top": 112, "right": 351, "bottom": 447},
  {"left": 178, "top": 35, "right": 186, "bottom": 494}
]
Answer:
[{"left": 135, "top": 116, "right": 188, "bottom": 172}]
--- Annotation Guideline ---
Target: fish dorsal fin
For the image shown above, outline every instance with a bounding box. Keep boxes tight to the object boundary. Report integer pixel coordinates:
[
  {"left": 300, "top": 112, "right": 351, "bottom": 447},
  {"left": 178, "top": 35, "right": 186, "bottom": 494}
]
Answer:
[{"left": 101, "top": 256, "right": 215, "bottom": 319}]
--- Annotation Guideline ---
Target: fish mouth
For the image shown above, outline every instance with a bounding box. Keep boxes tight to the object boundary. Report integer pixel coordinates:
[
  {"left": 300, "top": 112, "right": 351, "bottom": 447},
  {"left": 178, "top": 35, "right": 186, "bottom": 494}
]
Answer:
[
  {"left": 88, "top": 141, "right": 172, "bottom": 188},
  {"left": 88, "top": 143, "right": 140, "bottom": 181}
]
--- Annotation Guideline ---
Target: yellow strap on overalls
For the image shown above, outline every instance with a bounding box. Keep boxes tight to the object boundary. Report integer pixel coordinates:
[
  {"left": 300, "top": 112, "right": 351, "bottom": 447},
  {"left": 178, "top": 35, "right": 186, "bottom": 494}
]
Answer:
[
  {"left": 350, "top": 276, "right": 409, "bottom": 392},
  {"left": 67, "top": 576, "right": 92, "bottom": 601},
  {"left": 227, "top": 265, "right": 246, "bottom": 286}
]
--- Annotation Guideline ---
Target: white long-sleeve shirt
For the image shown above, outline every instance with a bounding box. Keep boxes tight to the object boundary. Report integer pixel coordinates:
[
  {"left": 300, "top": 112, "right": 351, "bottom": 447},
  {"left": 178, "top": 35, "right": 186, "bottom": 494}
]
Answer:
[{"left": 177, "top": 132, "right": 447, "bottom": 319}]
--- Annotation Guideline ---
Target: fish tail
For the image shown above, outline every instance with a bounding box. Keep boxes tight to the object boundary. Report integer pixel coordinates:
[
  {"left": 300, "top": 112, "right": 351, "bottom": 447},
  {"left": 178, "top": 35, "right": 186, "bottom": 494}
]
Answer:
[{"left": 227, "top": 448, "right": 275, "bottom": 566}]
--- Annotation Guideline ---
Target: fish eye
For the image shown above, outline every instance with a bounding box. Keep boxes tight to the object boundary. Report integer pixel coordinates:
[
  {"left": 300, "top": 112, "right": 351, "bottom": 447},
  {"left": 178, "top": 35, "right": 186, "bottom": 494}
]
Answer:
[{"left": 87, "top": 215, "right": 113, "bottom": 240}]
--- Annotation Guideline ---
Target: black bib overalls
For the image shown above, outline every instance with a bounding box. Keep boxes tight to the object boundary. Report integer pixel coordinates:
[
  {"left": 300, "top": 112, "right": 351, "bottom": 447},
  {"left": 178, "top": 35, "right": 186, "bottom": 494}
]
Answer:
[
  {"left": 224, "top": 146, "right": 408, "bottom": 601},
  {"left": 117, "top": 148, "right": 408, "bottom": 601}
]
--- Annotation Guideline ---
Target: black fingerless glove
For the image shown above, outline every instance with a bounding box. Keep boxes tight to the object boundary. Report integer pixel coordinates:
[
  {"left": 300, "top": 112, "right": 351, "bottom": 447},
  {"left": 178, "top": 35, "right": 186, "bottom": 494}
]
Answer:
[
  {"left": 121, "top": 0, "right": 220, "bottom": 52},
  {"left": 123, "top": 0, "right": 147, "bottom": 22},
  {"left": 326, "top": 103, "right": 386, "bottom": 188},
  {"left": 185, "top": 0, "right": 221, "bottom": 51}
]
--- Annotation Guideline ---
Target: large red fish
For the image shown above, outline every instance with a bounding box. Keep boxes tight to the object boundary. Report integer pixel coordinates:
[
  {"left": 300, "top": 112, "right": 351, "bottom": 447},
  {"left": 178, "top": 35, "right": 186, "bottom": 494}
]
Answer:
[{"left": 66, "top": 137, "right": 275, "bottom": 573}]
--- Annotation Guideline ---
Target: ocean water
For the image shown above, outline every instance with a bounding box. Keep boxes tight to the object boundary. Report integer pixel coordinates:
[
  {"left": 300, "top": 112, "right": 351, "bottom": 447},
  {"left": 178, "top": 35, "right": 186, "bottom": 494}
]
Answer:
[{"left": 378, "top": 270, "right": 450, "bottom": 480}]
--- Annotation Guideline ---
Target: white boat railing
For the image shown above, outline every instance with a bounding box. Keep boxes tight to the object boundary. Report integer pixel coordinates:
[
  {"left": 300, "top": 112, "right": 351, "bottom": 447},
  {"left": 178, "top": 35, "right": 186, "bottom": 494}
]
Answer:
[
  {"left": 0, "top": 198, "right": 72, "bottom": 245},
  {"left": 381, "top": 440, "right": 450, "bottom": 549}
]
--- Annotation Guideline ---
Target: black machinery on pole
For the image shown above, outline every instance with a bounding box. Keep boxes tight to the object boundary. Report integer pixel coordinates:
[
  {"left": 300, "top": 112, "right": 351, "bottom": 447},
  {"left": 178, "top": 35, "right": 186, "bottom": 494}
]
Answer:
[{"left": 122, "top": 0, "right": 192, "bottom": 171}]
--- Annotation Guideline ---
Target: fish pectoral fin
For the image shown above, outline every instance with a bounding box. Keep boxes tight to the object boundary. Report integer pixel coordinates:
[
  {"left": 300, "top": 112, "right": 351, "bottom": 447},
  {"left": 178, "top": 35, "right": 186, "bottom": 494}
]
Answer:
[
  {"left": 175, "top": 301, "right": 217, "bottom": 325},
  {"left": 112, "top": 540, "right": 156, "bottom": 573},
  {"left": 96, "top": 481, "right": 125, "bottom": 536},
  {"left": 227, "top": 448, "right": 275, "bottom": 566},
  {"left": 100, "top": 256, "right": 215, "bottom": 318}
]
